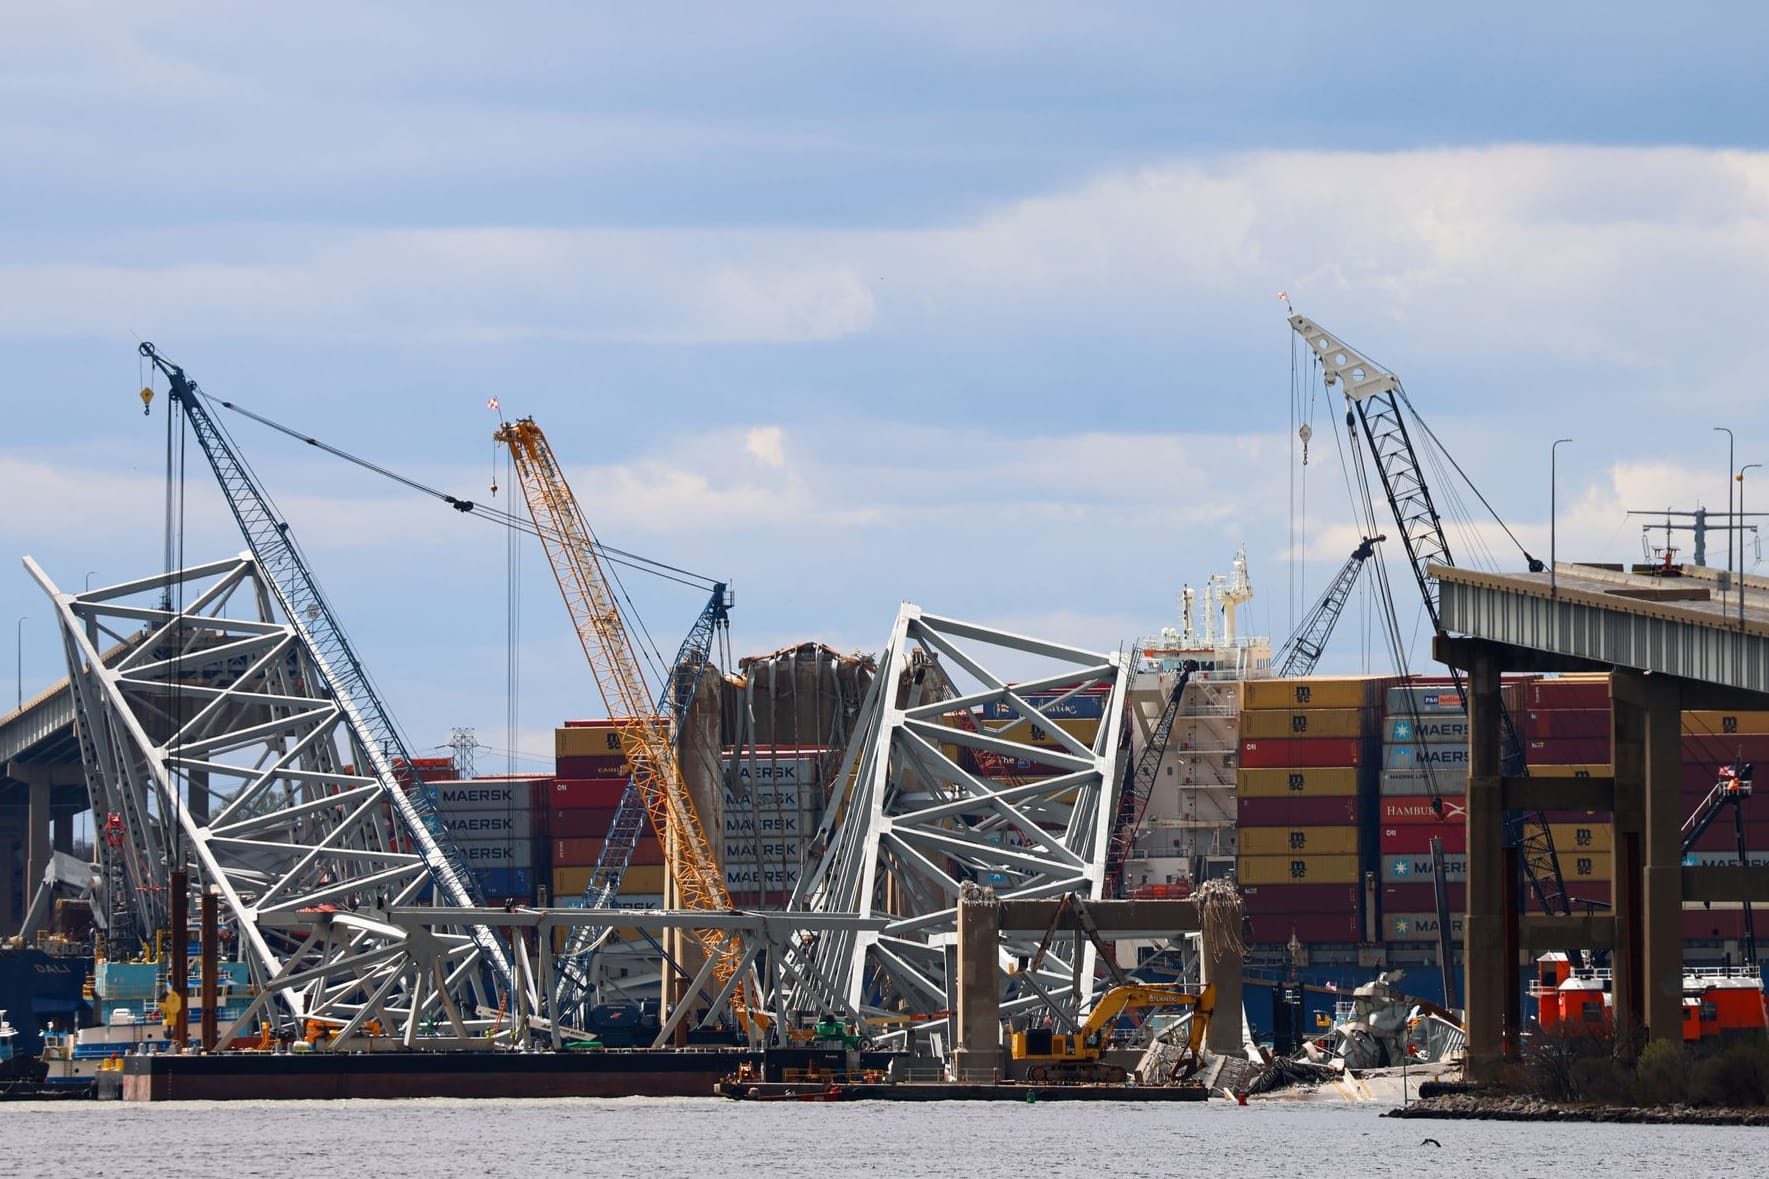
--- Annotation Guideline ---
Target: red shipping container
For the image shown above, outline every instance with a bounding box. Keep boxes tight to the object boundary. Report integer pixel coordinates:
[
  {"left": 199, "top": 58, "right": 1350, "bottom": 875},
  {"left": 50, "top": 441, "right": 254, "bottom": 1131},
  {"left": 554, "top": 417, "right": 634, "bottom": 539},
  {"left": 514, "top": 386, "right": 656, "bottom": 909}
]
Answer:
[
  {"left": 1246, "top": 911, "right": 1363, "bottom": 945},
  {"left": 1380, "top": 797, "right": 1468, "bottom": 825},
  {"left": 550, "top": 807, "right": 618, "bottom": 839},
  {"left": 1381, "top": 882, "right": 1466, "bottom": 912},
  {"left": 1239, "top": 882, "right": 1361, "bottom": 914},
  {"left": 1564, "top": 880, "right": 1613, "bottom": 908},
  {"left": 1239, "top": 738, "right": 1363, "bottom": 769},
  {"left": 1527, "top": 679, "right": 1611, "bottom": 710},
  {"left": 1527, "top": 738, "right": 1612, "bottom": 765},
  {"left": 562, "top": 719, "right": 619, "bottom": 728},
  {"left": 1686, "top": 822, "right": 1769, "bottom": 854},
  {"left": 1526, "top": 709, "right": 1611, "bottom": 741},
  {"left": 556, "top": 754, "right": 629, "bottom": 779},
  {"left": 1684, "top": 908, "right": 1752, "bottom": 940},
  {"left": 552, "top": 778, "right": 629, "bottom": 809},
  {"left": 553, "top": 837, "right": 605, "bottom": 866},
  {"left": 1685, "top": 735, "right": 1769, "bottom": 760},
  {"left": 1380, "top": 825, "right": 1468, "bottom": 856},
  {"left": 1237, "top": 796, "right": 1361, "bottom": 826}
]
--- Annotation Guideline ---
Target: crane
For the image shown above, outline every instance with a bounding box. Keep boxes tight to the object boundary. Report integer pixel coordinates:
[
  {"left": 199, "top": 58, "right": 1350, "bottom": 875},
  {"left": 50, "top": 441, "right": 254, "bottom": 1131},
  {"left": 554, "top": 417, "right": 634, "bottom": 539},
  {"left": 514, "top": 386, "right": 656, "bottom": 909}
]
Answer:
[
  {"left": 1105, "top": 661, "right": 1197, "bottom": 898},
  {"left": 550, "top": 582, "right": 731, "bottom": 1028},
  {"left": 1682, "top": 762, "right": 1757, "bottom": 962},
  {"left": 1273, "top": 535, "right": 1386, "bottom": 678},
  {"left": 137, "top": 343, "right": 514, "bottom": 992},
  {"left": 490, "top": 417, "right": 756, "bottom": 1035},
  {"left": 1288, "top": 315, "right": 1572, "bottom": 918}
]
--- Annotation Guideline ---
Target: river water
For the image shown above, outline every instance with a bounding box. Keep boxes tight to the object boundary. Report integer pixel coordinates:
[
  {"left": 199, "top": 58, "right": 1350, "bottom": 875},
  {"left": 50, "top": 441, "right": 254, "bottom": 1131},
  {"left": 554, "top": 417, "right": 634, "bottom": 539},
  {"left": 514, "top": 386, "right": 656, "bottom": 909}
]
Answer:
[{"left": 8, "top": 1096, "right": 1764, "bottom": 1178}]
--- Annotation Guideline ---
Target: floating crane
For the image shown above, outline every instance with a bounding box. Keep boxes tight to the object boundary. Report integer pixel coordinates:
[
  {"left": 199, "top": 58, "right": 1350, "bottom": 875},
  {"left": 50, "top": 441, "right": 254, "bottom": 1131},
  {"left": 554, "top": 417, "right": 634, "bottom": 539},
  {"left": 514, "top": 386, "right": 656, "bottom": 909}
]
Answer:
[
  {"left": 491, "top": 417, "right": 757, "bottom": 1036},
  {"left": 1288, "top": 315, "right": 1572, "bottom": 917},
  {"left": 1273, "top": 535, "right": 1385, "bottom": 678}
]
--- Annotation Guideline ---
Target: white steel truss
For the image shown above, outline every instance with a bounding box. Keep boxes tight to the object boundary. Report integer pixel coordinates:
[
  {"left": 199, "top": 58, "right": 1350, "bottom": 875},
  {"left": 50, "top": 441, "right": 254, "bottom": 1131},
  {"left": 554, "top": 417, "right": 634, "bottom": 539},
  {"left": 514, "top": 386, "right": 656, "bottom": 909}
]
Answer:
[
  {"left": 781, "top": 605, "right": 1131, "bottom": 1033},
  {"left": 28, "top": 555, "right": 499, "bottom": 1043}
]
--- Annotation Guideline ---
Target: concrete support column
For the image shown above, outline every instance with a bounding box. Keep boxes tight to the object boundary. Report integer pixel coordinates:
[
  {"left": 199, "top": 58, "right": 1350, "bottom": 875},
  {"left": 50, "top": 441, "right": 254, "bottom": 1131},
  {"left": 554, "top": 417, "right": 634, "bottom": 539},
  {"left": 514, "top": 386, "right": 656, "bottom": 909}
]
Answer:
[
  {"left": 0, "top": 832, "right": 15, "bottom": 934},
  {"left": 1609, "top": 679, "right": 1646, "bottom": 1054},
  {"left": 1642, "top": 677, "right": 1684, "bottom": 1046},
  {"left": 1199, "top": 895, "right": 1247, "bottom": 1056},
  {"left": 52, "top": 811, "right": 72, "bottom": 855},
  {"left": 951, "top": 885, "right": 1001, "bottom": 1082},
  {"left": 1463, "top": 654, "right": 1506, "bottom": 1082},
  {"left": 26, "top": 778, "right": 51, "bottom": 910}
]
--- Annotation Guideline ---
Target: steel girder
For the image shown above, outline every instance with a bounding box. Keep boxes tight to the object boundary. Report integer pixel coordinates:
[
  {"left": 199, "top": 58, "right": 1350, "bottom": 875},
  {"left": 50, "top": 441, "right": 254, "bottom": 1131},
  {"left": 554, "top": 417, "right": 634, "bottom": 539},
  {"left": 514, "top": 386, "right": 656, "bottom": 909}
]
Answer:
[
  {"left": 781, "top": 604, "right": 1131, "bottom": 1034},
  {"left": 27, "top": 555, "right": 495, "bottom": 1041}
]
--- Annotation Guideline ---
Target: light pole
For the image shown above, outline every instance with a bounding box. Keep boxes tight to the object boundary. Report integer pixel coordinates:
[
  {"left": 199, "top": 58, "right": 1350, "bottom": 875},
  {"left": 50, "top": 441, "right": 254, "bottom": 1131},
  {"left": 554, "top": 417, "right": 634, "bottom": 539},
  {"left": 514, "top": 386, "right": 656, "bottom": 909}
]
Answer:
[
  {"left": 1716, "top": 429, "right": 1735, "bottom": 582},
  {"left": 1741, "top": 464, "right": 1761, "bottom": 632},
  {"left": 1551, "top": 439, "right": 1573, "bottom": 597},
  {"left": 14, "top": 615, "right": 28, "bottom": 711},
  {"left": 84, "top": 570, "right": 99, "bottom": 592}
]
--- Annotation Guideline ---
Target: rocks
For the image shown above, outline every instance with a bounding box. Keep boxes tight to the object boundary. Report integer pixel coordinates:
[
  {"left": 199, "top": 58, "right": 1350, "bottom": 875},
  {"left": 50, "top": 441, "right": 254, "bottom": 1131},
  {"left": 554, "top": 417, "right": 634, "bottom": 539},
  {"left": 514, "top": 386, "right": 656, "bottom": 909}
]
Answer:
[{"left": 1385, "top": 1092, "right": 1769, "bottom": 1125}]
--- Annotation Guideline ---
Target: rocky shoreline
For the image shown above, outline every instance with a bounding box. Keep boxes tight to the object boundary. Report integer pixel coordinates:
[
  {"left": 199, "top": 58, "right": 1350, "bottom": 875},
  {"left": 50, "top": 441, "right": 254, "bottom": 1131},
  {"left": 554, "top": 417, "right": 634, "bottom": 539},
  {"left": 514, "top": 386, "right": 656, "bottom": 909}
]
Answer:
[{"left": 1386, "top": 1093, "right": 1769, "bottom": 1125}]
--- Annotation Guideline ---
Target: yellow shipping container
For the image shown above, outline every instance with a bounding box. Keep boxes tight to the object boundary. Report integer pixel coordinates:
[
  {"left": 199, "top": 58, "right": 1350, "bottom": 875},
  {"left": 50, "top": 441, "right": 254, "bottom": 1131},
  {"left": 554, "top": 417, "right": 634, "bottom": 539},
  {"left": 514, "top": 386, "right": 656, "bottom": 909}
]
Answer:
[
  {"left": 1685, "top": 711, "right": 1769, "bottom": 736},
  {"left": 1235, "top": 853, "right": 1362, "bottom": 885},
  {"left": 1239, "top": 827, "right": 1361, "bottom": 856},
  {"left": 1236, "top": 766, "right": 1361, "bottom": 798},
  {"left": 1529, "top": 764, "right": 1612, "bottom": 778},
  {"left": 1549, "top": 823, "right": 1613, "bottom": 854},
  {"left": 981, "top": 716, "right": 1102, "bottom": 750},
  {"left": 1240, "top": 708, "right": 1371, "bottom": 740},
  {"left": 619, "top": 865, "right": 667, "bottom": 895},
  {"left": 1559, "top": 851, "right": 1612, "bottom": 880},
  {"left": 552, "top": 866, "right": 595, "bottom": 896},
  {"left": 556, "top": 725, "right": 628, "bottom": 759},
  {"left": 1241, "top": 676, "right": 1386, "bottom": 712}
]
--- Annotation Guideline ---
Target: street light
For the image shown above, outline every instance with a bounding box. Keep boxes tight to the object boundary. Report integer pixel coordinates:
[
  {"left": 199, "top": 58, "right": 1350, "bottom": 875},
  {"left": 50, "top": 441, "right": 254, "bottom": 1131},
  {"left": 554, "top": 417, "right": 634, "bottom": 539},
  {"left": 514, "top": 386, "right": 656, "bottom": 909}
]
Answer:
[
  {"left": 1716, "top": 428, "right": 1735, "bottom": 583},
  {"left": 1551, "top": 439, "right": 1573, "bottom": 597},
  {"left": 84, "top": 570, "right": 99, "bottom": 592},
  {"left": 14, "top": 615, "right": 28, "bottom": 711},
  {"left": 1740, "top": 464, "right": 1761, "bottom": 632}
]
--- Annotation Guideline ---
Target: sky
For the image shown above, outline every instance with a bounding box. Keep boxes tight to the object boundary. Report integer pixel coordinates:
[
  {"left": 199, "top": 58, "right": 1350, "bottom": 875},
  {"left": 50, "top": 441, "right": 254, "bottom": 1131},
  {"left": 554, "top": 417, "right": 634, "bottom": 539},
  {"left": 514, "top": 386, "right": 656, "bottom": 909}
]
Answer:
[{"left": 4, "top": 2, "right": 1768, "bottom": 773}]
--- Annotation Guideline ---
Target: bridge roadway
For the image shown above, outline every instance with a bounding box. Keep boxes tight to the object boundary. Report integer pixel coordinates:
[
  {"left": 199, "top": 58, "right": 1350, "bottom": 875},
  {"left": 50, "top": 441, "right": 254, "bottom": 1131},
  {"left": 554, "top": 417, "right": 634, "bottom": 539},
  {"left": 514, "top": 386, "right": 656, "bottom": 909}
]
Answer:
[
  {"left": 1433, "top": 561, "right": 1769, "bottom": 1080},
  {"left": 0, "top": 678, "right": 84, "bottom": 935}
]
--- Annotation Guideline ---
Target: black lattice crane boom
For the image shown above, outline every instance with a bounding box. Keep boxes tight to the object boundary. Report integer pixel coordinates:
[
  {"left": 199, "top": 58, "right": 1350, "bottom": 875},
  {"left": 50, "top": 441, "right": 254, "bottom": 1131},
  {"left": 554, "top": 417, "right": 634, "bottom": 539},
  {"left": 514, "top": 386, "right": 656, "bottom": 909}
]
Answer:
[{"left": 1275, "top": 535, "right": 1385, "bottom": 678}]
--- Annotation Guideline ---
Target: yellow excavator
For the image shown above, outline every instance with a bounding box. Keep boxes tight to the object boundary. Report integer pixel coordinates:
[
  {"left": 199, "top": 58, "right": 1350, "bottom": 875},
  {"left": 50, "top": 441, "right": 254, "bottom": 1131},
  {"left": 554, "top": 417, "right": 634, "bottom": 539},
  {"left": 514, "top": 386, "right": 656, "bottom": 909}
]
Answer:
[{"left": 1011, "top": 983, "right": 1215, "bottom": 1084}]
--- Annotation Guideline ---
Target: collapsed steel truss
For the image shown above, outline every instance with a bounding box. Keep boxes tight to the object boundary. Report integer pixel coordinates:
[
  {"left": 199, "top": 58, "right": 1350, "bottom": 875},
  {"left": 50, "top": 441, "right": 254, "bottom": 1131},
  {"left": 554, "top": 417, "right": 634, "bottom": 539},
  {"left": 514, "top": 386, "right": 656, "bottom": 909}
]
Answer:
[
  {"left": 779, "top": 605, "right": 1131, "bottom": 1034},
  {"left": 29, "top": 555, "right": 500, "bottom": 1044}
]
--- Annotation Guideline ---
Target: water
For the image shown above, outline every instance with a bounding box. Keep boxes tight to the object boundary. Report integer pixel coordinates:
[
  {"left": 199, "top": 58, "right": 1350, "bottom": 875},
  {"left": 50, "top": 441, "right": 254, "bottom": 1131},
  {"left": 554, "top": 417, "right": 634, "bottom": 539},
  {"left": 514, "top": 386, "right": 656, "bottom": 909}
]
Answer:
[{"left": 6, "top": 1097, "right": 1764, "bottom": 1178}]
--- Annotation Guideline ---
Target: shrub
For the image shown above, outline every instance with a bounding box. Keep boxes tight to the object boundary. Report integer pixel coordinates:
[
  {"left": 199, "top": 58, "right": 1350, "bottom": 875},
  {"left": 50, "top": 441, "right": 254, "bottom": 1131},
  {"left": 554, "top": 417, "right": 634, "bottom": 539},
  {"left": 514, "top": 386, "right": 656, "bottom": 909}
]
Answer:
[
  {"left": 1633, "top": 1038, "right": 1690, "bottom": 1106},
  {"left": 1690, "top": 1041, "right": 1769, "bottom": 1108},
  {"left": 1570, "top": 1056, "right": 1631, "bottom": 1103}
]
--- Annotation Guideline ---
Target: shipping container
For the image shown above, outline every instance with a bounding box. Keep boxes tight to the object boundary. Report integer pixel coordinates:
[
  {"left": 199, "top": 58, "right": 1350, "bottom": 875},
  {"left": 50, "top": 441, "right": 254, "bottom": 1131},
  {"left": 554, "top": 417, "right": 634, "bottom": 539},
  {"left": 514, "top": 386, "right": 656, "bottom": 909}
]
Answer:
[
  {"left": 550, "top": 807, "right": 619, "bottom": 840},
  {"left": 1239, "top": 737, "right": 1364, "bottom": 769},
  {"left": 1380, "top": 796, "right": 1468, "bottom": 825},
  {"left": 556, "top": 725, "right": 629, "bottom": 759},
  {"left": 1383, "top": 742, "right": 1470, "bottom": 773},
  {"left": 1237, "top": 796, "right": 1362, "bottom": 826},
  {"left": 1686, "top": 823, "right": 1769, "bottom": 854},
  {"left": 1380, "top": 853, "right": 1467, "bottom": 884},
  {"left": 442, "top": 810, "right": 534, "bottom": 841},
  {"left": 1236, "top": 766, "right": 1361, "bottom": 798},
  {"left": 1525, "top": 676, "right": 1612, "bottom": 711},
  {"left": 1526, "top": 738, "right": 1612, "bottom": 765},
  {"left": 1682, "top": 849, "right": 1769, "bottom": 868},
  {"left": 1385, "top": 683, "right": 1469, "bottom": 715},
  {"left": 1683, "top": 905, "right": 1756, "bottom": 940},
  {"left": 1245, "top": 912, "right": 1363, "bottom": 945},
  {"left": 726, "top": 755, "right": 823, "bottom": 791},
  {"left": 980, "top": 716, "right": 1103, "bottom": 749},
  {"left": 552, "top": 837, "right": 605, "bottom": 866},
  {"left": 1242, "top": 676, "right": 1388, "bottom": 712},
  {"left": 1237, "top": 853, "right": 1362, "bottom": 886},
  {"left": 1241, "top": 709, "right": 1372, "bottom": 740},
  {"left": 1529, "top": 763, "right": 1613, "bottom": 779},
  {"left": 1550, "top": 822, "right": 1612, "bottom": 854},
  {"left": 1683, "top": 734, "right": 1769, "bottom": 760},
  {"left": 1239, "top": 882, "right": 1361, "bottom": 914},
  {"left": 552, "top": 778, "right": 630, "bottom": 810},
  {"left": 1239, "top": 826, "right": 1361, "bottom": 856},
  {"left": 1380, "top": 882, "right": 1466, "bottom": 913},
  {"left": 1379, "top": 825, "right": 1468, "bottom": 856},
  {"left": 555, "top": 754, "right": 630, "bottom": 779},
  {"left": 1685, "top": 711, "right": 1769, "bottom": 737},
  {"left": 475, "top": 868, "right": 535, "bottom": 900},
  {"left": 1379, "top": 769, "right": 1467, "bottom": 797},
  {"left": 430, "top": 781, "right": 533, "bottom": 812},
  {"left": 981, "top": 687, "right": 1111, "bottom": 721},
  {"left": 458, "top": 841, "right": 535, "bottom": 868},
  {"left": 1525, "top": 709, "right": 1612, "bottom": 741},
  {"left": 1385, "top": 715, "right": 1469, "bottom": 744},
  {"left": 725, "top": 862, "right": 802, "bottom": 892},
  {"left": 1384, "top": 911, "right": 1467, "bottom": 942}
]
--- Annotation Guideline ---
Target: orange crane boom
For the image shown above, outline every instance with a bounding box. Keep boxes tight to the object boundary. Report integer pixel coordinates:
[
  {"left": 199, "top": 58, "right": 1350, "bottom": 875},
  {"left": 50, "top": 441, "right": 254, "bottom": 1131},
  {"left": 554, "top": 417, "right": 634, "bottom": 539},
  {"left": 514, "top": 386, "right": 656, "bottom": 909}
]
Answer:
[{"left": 492, "top": 417, "right": 752, "bottom": 1028}]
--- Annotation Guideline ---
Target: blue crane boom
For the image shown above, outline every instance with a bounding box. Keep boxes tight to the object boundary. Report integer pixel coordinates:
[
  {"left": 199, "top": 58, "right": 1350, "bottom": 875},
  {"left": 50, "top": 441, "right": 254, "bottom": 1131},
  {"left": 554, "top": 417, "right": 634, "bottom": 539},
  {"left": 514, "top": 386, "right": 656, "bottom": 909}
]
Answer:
[
  {"left": 138, "top": 342, "right": 514, "bottom": 989},
  {"left": 551, "top": 582, "right": 731, "bottom": 1026},
  {"left": 1274, "top": 535, "right": 1385, "bottom": 678}
]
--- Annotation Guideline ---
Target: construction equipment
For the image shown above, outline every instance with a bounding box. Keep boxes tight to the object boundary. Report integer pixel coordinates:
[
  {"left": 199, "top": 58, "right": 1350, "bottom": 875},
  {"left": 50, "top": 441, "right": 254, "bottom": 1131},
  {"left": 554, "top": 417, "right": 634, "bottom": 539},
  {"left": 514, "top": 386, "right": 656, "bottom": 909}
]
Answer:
[
  {"left": 1105, "top": 661, "right": 1196, "bottom": 898},
  {"left": 1273, "top": 535, "right": 1385, "bottom": 678},
  {"left": 491, "top": 417, "right": 756, "bottom": 1036},
  {"left": 1011, "top": 983, "right": 1215, "bottom": 1084},
  {"left": 550, "top": 583, "right": 731, "bottom": 1029},
  {"left": 1289, "top": 315, "right": 1572, "bottom": 918},
  {"left": 1682, "top": 762, "right": 1757, "bottom": 962}
]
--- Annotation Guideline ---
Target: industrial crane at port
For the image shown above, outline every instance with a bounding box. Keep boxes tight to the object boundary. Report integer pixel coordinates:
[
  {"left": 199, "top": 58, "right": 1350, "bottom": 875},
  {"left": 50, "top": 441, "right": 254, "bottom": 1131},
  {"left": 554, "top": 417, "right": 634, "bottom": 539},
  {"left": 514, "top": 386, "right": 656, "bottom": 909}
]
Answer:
[
  {"left": 1682, "top": 763, "right": 1758, "bottom": 962},
  {"left": 491, "top": 418, "right": 757, "bottom": 1036},
  {"left": 1289, "top": 315, "right": 1573, "bottom": 918},
  {"left": 1105, "top": 661, "right": 1196, "bottom": 898},
  {"left": 1273, "top": 535, "right": 1385, "bottom": 679}
]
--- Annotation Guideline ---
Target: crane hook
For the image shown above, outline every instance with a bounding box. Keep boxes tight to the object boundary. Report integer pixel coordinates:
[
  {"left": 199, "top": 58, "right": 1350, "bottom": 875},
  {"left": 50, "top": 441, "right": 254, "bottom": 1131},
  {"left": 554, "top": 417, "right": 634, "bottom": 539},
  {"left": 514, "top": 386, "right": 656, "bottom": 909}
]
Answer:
[{"left": 140, "top": 387, "right": 154, "bottom": 416}]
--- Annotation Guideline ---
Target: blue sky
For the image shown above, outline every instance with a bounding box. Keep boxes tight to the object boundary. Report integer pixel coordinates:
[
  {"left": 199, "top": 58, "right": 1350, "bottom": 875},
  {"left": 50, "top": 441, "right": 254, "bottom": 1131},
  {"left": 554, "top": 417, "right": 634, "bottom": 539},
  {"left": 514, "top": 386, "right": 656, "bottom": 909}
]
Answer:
[{"left": 5, "top": 4, "right": 1768, "bottom": 771}]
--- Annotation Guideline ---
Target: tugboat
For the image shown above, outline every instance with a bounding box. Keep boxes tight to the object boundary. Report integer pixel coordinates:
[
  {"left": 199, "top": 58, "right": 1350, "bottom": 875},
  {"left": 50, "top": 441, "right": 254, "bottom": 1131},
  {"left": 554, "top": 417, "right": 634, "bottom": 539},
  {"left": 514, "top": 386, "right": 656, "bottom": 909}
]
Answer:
[{"left": 0, "top": 1010, "right": 51, "bottom": 1097}]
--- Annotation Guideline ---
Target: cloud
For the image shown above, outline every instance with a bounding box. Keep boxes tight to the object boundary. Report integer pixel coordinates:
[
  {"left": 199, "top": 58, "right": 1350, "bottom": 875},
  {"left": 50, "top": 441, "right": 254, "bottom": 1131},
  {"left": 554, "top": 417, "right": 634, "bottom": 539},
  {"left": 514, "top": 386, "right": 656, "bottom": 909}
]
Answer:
[{"left": 744, "top": 426, "right": 787, "bottom": 468}]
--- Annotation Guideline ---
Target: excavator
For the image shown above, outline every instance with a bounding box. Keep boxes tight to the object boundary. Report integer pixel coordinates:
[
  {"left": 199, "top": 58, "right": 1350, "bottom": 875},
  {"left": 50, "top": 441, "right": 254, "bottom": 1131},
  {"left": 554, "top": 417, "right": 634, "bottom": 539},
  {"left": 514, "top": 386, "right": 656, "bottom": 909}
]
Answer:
[{"left": 1011, "top": 983, "right": 1215, "bottom": 1084}]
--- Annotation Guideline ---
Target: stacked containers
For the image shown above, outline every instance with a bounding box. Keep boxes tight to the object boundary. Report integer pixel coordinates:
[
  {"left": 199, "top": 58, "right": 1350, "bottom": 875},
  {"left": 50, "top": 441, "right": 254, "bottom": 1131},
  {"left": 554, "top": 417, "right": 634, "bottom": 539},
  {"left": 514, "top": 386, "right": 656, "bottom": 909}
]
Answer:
[
  {"left": 426, "top": 775, "right": 548, "bottom": 902},
  {"left": 1520, "top": 675, "right": 1614, "bottom": 910},
  {"left": 1378, "top": 679, "right": 1475, "bottom": 938},
  {"left": 1236, "top": 676, "right": 1390, "bottom": 944},
  {"left": 551, "top": 720, "right": 664, "bottom": 908},
  {"left": 723, "top": 746, "right": 828, "bottom": 906}
]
